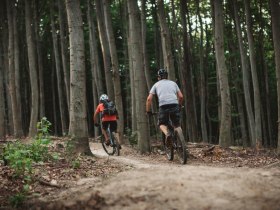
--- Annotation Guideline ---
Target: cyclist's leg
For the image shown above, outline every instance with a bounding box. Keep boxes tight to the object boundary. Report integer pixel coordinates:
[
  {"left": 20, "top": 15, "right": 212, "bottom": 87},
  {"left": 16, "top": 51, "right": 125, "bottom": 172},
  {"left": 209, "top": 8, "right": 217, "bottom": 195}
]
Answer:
[
  {"left": 102, "top": 121, "right": 110, "bottom": 144},
  {"left": 158, "top": 107, "right": 169, "bottom": 136},
  {"left": 110, "top": 121, "right": 120, "bottom": 145}
]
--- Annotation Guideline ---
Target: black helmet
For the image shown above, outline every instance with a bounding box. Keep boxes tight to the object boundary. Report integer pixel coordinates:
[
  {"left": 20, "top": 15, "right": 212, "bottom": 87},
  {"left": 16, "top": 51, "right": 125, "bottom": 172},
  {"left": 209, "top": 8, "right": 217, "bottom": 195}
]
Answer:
[{"left": 157, "top": 68, "right": 168, "bottom": 79}]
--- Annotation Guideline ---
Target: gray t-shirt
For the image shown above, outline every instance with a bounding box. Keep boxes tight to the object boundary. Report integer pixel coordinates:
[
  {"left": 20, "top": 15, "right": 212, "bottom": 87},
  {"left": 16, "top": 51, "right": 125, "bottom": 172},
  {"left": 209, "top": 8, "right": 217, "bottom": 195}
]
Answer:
[{"left": 149, "top": 79, "right": 180, "bottom": 106}]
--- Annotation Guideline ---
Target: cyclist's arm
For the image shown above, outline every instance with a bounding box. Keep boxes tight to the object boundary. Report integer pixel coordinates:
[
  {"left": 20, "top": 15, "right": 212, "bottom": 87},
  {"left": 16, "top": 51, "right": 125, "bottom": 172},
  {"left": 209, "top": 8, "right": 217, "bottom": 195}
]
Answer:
[
  {"left": 93, "top": 106, "right": 100, "bottom": 123},
  {"left": 146, "top": 93, "right": 154, "bottom": 112},
  {"left": 177, "top": 90, "right": 183, "bottom": 106}
]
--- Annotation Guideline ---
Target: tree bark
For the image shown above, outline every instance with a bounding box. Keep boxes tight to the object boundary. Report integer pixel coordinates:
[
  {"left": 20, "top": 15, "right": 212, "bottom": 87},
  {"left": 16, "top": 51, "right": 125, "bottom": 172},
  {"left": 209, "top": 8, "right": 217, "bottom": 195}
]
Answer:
[
  {"left": 232, "top": 0, "right": 255, "bottom": 146},
  {"left": 66, "top": 0, "right": 91, "bottom": 155},
  {"left": 51, "top": 0, "right": 67, "bottom": 135},
  {"left": 244, "top": 0, "right": 262, "bottom": 147},
  {"left": 95, "top": 0, "right": 114, "bottom": 100},
  {"left": 58, "top": 0, "right": 70, "bottom": 110},
  {"left": 157, "top": 0, "right": 175, "bottom": 80},
  {"left": 102, "top": 0, "right": 124, "bottom": 143},
  {"left": 127, "top": 0, "right": 150, "bottom": 153},
  {"left": 213, "top": 0, "right": 232, "bottom": 147},
  {"left": 25, "top": 0, "right": 39, "bottom": 137},
  {"left": 270, "top": 0, "right": 280, "bottom": 153}
]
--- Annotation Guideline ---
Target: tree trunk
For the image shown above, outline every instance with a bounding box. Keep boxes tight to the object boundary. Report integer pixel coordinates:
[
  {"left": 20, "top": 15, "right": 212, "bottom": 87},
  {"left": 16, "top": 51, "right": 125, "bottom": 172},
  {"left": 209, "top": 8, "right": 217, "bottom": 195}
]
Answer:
[
  {"left": 0, "top": 40, "right": 5, "bottom": 138},
  {"left": 179, "top": 0, "right": 198, "bottom": 142},
  {"left": 58, "top": 0, "right": 70, "bottom": 110},
  {"left": 95, "top": 0, "right": 114, "bottom": 100},
  {"left": 25, "top": 0, "right": 39, "bottom": 137},
  {"left": 127, "top": 0, "right": 150, "bottom": 153},
  {"left": 66, "top": 0, "right": 91, "bottom": 155},
  {"left": 102, "top": 0, "right": 124, "bottom": 143},
  {"left": 157, "top": 0, "right": 175, "bottom": 80},
  {"left": 270, "top": 0, "right": 280, "bottom": 153},
  {"left": 7, "top": 0, "right": 24, "bottom": 137},
  {"left": 232, "top": 0, "right": 255, "bottom": 146},
  {"left": 51, "top": 0, "right": 67, "bottom": 135},
  {"left": 34, "top": 0, "right": 45, "bottom": 119},
  {"left": 213, "top": 0, "right": 231, "bottom": 147},
  {"left": 244, "top": 0, "right": 262, "bottom": 147}
]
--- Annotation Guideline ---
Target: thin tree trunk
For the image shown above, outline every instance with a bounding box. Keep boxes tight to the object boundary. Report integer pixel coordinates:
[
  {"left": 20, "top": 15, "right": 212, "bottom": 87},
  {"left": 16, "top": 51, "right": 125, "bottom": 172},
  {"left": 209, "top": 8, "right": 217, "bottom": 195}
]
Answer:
[
  {"left": 213, "top": 0, "right": 232, "bottom": 147},
  {"left": 232, "top": 0, "right": 255, "bottom": 146},
  {"left": 51, "top": 0, "right": 67, "bottom": 135},
  {"left": 95, "top": 0, "right": 114, "bottom": 100},
  {"left": 0, "top": 40, "right": 5, "bottom": 138},
  {"left": 66, "top": 0, "right": 91, "bottom": 155},
  {"left": 58, "top": 0, "right": 70, "bottom": 110},
  {"left": 7, "top": 0, "right": 24, "bottom": 137},
  {"left": 127, "top": 0, "right": 150, "bottom": 153},
  {"left": 157, "top": 0, "right": 175, "bottom": 80},
  {"left": 25, "top": 0, "right": 39, "bottom": 137},
  {"left": 270, "top": 0, "right": 280, "bottom": 153},
  {"left": 102, "top": 0, "right": 124, "bottom": 143},
  {"left": 34, "top": 0, "right": 45, "bottom": 119},
  {"left": 244, "top": 0, "right": 262, "bottom": 147}
]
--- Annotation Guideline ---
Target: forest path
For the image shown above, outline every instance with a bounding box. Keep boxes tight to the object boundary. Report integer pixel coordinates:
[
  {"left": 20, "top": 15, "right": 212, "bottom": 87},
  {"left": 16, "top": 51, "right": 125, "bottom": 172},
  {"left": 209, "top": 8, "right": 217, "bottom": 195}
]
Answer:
[{"left": 87, "top": 143, "right": 280, "bottom": 210}]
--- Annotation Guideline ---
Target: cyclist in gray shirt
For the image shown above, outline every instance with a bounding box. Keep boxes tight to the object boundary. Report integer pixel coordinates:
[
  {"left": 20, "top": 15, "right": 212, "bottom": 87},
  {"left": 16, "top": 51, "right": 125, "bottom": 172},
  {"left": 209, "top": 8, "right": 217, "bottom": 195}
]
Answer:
[{"left": 146, "top": 69, "right": 183, "bottom": 146}]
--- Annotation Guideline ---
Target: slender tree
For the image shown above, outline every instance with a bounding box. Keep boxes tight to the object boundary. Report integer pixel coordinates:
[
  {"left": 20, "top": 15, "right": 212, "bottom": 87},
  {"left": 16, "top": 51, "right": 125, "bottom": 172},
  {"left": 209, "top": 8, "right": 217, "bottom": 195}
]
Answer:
[
  {"left": 127, "top": 0, "right": 150, "bottom": 153},
  {"left": 25, "top": 0, "right": 39, "bottom": 137},
  {"left": 213, "top": 0, "right": 232, "bottom": 147},
  {"left": 270, "top": 0, "right": 280, "bottom": 152},
  {"left": 50, "top": 0, "right": 67, "bottom": 135},
  {"left": 102, "top": 0, "right": 124, "bottom": 143},
  {"left": 244, "top": 0, "right": 262, "bottom": 147},
  {"left": 66, "top": 0, "right": 91, "bottom": 155},
  {"left": 157, "top": 0, "right": 175, "bottom": 80}
]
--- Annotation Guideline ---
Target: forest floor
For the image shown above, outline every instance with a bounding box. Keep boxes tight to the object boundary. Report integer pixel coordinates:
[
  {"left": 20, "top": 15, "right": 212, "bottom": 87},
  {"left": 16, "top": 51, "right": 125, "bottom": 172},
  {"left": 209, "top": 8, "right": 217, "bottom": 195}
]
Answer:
[{"left": 1, "top": 137, "right": 280, "bottom": 210}]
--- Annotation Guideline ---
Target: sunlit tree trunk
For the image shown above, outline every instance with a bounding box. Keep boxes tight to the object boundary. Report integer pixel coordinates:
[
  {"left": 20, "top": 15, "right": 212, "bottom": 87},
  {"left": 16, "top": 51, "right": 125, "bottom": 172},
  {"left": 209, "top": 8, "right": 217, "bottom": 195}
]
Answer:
[
  {"left": 213, "top": 0, "right": 231, "bottom": 147},
  {"left": 270, "top": 0, "right": 280, "bottom": 153},
  {"left": 25, "top": 0, "right": 39, "bottom": 137},
  {"left": 127, "top": 0, "right": 150, "bottom": 153},
  {"left": 66, "top": 0, "right": 91, "bottom": 155}
]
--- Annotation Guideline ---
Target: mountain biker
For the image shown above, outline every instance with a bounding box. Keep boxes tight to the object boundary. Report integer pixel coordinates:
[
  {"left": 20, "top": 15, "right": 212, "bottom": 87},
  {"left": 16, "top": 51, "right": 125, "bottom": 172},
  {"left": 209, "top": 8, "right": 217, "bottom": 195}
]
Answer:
[
  {"left": 93, "top": 94, "right": 119, "bottom": 146},
  {"left": 146, "top": 68, "right": 184, "bottom": 146}
]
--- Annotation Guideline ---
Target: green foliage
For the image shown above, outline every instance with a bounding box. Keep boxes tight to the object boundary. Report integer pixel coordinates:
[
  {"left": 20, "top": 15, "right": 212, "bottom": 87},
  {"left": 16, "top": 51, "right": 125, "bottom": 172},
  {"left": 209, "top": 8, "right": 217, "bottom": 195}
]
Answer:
[
  {"left": 125, "top": 127, "right": 138, "bottom": 146},
  {"left": 9, "top": 192, "right": 26, "bottom": 208}
]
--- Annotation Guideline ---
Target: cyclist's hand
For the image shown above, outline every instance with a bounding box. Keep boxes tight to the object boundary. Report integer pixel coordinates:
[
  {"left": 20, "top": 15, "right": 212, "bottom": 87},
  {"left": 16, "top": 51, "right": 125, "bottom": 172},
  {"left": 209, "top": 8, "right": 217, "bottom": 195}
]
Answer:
[
  {"left": 94, "top": 123, "right": 100, "bottom": 127},
  {"left": 146, "top": 111, "right": 152, "bottom": 116}
]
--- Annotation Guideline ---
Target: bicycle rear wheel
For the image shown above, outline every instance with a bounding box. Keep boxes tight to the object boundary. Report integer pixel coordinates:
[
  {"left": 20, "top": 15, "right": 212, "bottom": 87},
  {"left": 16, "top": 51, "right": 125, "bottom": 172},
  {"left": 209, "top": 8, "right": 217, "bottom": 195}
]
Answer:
[
  {"left": 112, "top": 132, "right": 120, "bottom": 156},
  {"left": 163, "top": 133, "right": 174, "bottom": 161},
  {"left": 174, "top": 127, "right": 187, "bottom": 164},
  {"left": 101, "top": 132, "right": 116, "bottom": 156}
]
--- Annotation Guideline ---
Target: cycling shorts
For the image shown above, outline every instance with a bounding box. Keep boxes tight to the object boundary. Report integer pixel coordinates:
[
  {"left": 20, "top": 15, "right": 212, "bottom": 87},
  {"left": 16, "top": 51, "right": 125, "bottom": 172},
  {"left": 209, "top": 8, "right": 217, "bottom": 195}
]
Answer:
[
  {"left": 158, "top": 104, "right": 180, "bottom": 127},
  {"left": 102, "top": 121, "right": 117, "bottom": 132}
]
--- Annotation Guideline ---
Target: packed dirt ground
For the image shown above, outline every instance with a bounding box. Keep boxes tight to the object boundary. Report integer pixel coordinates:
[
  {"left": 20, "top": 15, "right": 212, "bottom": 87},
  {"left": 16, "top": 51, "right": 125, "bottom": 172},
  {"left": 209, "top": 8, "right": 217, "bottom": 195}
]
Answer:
[{"left": 1, "top": 137, "right": 280, "bottom": 210}]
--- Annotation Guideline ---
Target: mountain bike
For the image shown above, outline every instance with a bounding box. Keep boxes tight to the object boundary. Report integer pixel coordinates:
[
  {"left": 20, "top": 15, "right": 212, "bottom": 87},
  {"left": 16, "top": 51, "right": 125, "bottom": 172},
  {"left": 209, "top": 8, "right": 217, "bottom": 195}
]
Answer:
[
  {"left": 150, "top": 112, "right": 187, "bottom": 164},
  {"left": 98, "top": 124, "right": 120, "bottom": 156}
]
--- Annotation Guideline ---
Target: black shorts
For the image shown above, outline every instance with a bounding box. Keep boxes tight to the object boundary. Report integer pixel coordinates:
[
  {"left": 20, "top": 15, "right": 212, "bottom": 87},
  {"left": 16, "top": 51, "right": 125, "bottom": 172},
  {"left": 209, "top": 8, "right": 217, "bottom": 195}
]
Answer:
[
  {"left": 102, "top": 121, "right": 117, "bottom": 132},
  {"left": 158, "top": 104, "right": 180, "bottom": 127}
]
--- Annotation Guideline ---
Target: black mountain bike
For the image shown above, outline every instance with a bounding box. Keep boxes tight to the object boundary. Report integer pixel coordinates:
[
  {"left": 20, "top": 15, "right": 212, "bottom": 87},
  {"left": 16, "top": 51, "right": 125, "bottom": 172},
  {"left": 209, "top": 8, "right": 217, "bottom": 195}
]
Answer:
[
  {"left": 99, "top": 124, "right": 120, "bottom": 156},
  {"left": 163, "top": 120, "right": 187, "bottom": 164},
  {"left": 150, "top": 112, "right": 187, "bottom": 164}
]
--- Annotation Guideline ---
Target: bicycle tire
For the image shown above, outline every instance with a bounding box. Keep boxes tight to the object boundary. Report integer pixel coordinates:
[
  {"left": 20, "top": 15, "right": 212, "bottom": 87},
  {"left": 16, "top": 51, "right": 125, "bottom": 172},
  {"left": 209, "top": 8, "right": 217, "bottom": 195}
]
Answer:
[
  {"left": 101, "top": 133, "right": 116, "bottom": 156},
  {"left": 112, "top": 132, "right": 120, "bottom": 156},
  {"left": 163, "top": 132, "right": 174, "bottom": 161},
  {"left": 174, "top": 127, "right": 187, "bottom": 164}
]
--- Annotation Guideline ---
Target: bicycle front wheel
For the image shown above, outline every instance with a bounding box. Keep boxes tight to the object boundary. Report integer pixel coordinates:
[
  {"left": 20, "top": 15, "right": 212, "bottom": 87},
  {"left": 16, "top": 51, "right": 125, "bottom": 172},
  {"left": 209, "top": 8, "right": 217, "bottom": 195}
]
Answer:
[{"left": 174, "top": 127, "right": 187, "bottom": 164}]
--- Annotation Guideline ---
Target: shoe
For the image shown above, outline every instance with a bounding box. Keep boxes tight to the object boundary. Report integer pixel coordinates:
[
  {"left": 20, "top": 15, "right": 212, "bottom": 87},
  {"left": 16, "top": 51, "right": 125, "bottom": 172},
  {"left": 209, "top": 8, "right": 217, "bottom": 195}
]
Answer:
[
  {"left": 118, "top": 144, "right": 122, "bottom": 150},
  {"left": 105, "top": 140, "right": 110, "bottom": 146},
  {"left": 165, "top": 134, "right": 172, "bottom": 147}
]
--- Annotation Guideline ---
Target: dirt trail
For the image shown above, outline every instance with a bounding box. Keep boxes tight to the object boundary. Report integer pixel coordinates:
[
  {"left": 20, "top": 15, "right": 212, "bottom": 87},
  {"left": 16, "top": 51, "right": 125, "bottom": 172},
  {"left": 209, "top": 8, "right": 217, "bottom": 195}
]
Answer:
[{"left": 66, "top": 143, "right": 280, "bottom": 210}]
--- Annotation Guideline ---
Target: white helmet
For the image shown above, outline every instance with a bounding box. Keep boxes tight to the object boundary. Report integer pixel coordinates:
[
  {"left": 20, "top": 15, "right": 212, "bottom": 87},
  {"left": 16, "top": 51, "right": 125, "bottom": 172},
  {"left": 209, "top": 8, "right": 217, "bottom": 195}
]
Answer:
[{"left": 99, "top": 94, "right": 109, "bottom": 102}]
